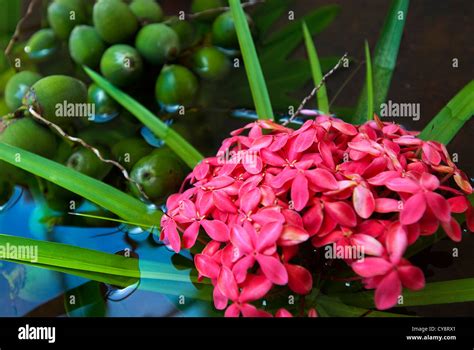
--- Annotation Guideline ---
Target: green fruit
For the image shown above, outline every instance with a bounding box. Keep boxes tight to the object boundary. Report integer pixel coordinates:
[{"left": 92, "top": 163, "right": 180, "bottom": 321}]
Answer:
[
  {"left": 88, "top": 83, "right": 121, "bottom": 120},
  {"left": 0, "top": 118, "right": 57, "bottom": 184},
  {"left": 129, "top": 0, "right": 163, "bottom": 24},
  {"left": 168, "top": 18, "right": 197, "bottom": 49},
  {"left": 193, "top": 46, "right": 230, "bottom": 80},
  {"left": 155, "top": 65, "right": 198, "bottom": 107},
  {"left": 130, "top": 148, "right": 185, "bottom": 203},
  {"left": 47, "top": 0, "right": 87, "bottom": 39},
  {"left": 135, "top": 24, "right": 180, "bottom": 65},
  {"left": 112, "top": 138, "right": 153, "bottom": 171},
  {"left": 4, "top": 71, "right": 42, "bottom": 111},
  {"left": 93, "top": 0, "right": 138, "bottom": 43},
  {"left": 0, "top": 181, "right": 13, "bottom": 206},
  {"left": 191, "top": 0, "right": 224, "bottom": 21},
  {"left": 69, "top": 25, "right": 106, "bottom": 67},
  {"left": 100, "top": 45, "right": 143, "bottom": 87},
  {"left": 25, "top": 75, "right": 88, "bottom": 126},
  {"left": 212, "top": 10, "right": 252, "bottom": 49},
  {"left": 24, "top": 28, "right": 59, "bottom": 61},
  {"left": 66, "top": 147, "right": 112, "bottom": 179}
]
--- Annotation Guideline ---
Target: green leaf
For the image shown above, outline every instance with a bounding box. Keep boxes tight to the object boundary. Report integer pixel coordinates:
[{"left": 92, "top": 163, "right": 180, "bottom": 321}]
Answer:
[
  {"left": 336, "top": 278, "right": 474, "bottom": 308},
  {"left": 65, "top": 281, "right": 107, "bottom": 317},
  {"left": 229, "top": 0, "right": 274, "bottom": 120},
  {"left": 302, "top": 21, "right": 329, "bottom": 113},
  {"left": 317, "top": 295, "right": 411, "bottom": 317},
  {"left": 364, "top": 40, "right": 374, "bottom": 121},
  {"left": 354, "top": 0, "right": 409, "bottom": 123},
  {"left": 83, "top": 66, "right": 204, "bottom": 168},
  {"left": 253, "top": 0, "right": 289, "bottom": 39},
  {"left": 0, "top": 143, "right": 163, "bottom": 227},
  {"left": 419, "top": 80, "right": 474, "bottom": 144}
]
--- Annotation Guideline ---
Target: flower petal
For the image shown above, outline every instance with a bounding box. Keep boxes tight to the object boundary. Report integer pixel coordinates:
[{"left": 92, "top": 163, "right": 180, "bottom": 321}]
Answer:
[
  {"left": 201, "top": 219, "right": 230, "bottom": 242},
  {"left": 305, "top": 168, "right": 339, "bottom": 190},
  {"left": 291, "top": 173, "right": 309, "bottom": 211},
  {"left": 257, "top": 222, "right": 283, "bottom": 251},
  {"left": 324, "top": 201, "right": 357, "bottom": 227},
  {"left": 400, "top": 193, "right": 426, "bottom": 225},
  {"left": 230, "top": 225, "right": 254, "bottom": 254},
  {"left": 240, "top": 274, "right": 273, "bottom": 303},
  {"left": 441, "top": 218, "right": 462, "bottom": 242},
  {"left": 182, "top": 221, "right": 201, "bottom": 249},
  {"left": 217, "top": 266, "right": 239, "bottom": 301},
  {"left": 374, "top": 270, "right": 401, "bottom": 310},
  {"left": 425, "top": 191, "right": 451, "bottom": 223},
  {"left": 352, "top": 257, "right": 392, "bottom": 278},
  {"left": 255, "top": 254, "right": 288, "bottom": 285},
  {"left": 398, "top": 264, "right": 425, "bottom": 290},
  {"left": 353, "top": 185, "right": 375, "bottom": 219},
  {"left": 285, "top": 263, "right": 313, "bottom": 295},
  {"left": 194, "top": 253, "right": 220, "bottom": 279}
]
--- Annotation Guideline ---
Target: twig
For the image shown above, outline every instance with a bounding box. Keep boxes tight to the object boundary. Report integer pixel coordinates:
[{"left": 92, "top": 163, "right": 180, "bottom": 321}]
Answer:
[
  {"left": 283, "top": 52, "right": 348, "bottom": 126},
  {"left": 185, "top": 0, "right": 264, "bottom": 20},
  {"left": 4, "top": 0, "right": 40, "bottom": 68},
  {"left": 28, "top": 107, "right": 153, "bottom": 203}
]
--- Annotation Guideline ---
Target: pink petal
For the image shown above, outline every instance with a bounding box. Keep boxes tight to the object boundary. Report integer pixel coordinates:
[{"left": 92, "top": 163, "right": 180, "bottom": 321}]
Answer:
[
  {"left": 243, "top": 155, "right": 263, "bottom": 174},
  {"left": 261, "top": 149, "right": 285, "bottom": 166},
  {"left": 271, "top": 168, "right": 297, "bottom": 188},
  {"left": 307, "top": 308, "right": 318, "bottom": 317},
  {"left": 206, "top": 175, "right": 235, "bottom": 189},
  {"left": 182, "top": 221, "right": 201, "bottom": 248},
  {"left": 293, "top": 129, "right": 316, "bottom": 152},
  {"left": 351, "top": 233, "right": 384, "bottom": 256},
  {"left": 386, "top": 224, "right": 407, "bottom": 264},
  {"left": 305, "top": 168, "right": 339, "bottom": 190},
  {"left": 420, "top": 172, "right": 440, "bottom": 191},
  {"left": 230, "top": 225, "right": 254, "bottom": 254},
  {"left": 303, "top": 201, "right": 323, "bottom": 235},
  {"left": 201, "top": 219, "right": 230, "bottom": 242},
  {"left": 255, "top": 254, "right": 288, "bottom": 285},
  {"left": 448, "top": 196, "right": 469, "bottom": 213},
  {"left": 164, "top": 219, "right": 181, "bottom": 253},
  {"left": 240, "top": 304, "right": 272, "bottom": 317},
  {"left": 213, "top": 285, "right": 228, "bottom": 310},
  {"left": 353, "top": 185, "right": 375, "bottom": 219},
  {"left": 425, "top": 191, "right": 451, "bottom": 223},
  {"left": 422, "top": 143, "right": 441, "bottom": 165},
  {"left": 285, "top": 264, "right": 313, "bottom": 295},
  {"left": 332, "top": 120, "right": 358, "bottom": 135},
  {"left": 212, "top": 191, "right": 237, "bottom": 213},
  {"left": 250, "top": 135, "right": 273, "bottom": 150},
  {"left": 275, "top": 308, "right": 293, "bottom": 317},
  {"left": 232, "top": 255, "right": 255, "bottom": 283},
  {"left": 400, "top": 193, "right": 426, "bottom": 225},
  {"left": 217, "top": 266, "right": 239, "bottom": 301},
  {"left": 224, "top": 303, "right": 240, "bottom": 317},
  {"left": 352, "top": 257, "right": 392, "bottom": 278},
  {"left": 398, "top": 264, "right": 425, "bottom": 290},
  {"left": 374, "top": 270, "right": 401, "bottom": 310},
  {"left": 311, "top": 230, "right": 343, "bottom": 247},
  {"left": 279, "top": 225, "right": 310, "bottom": 246},
  {"left": 291, "top": 173, "right": 309, "bottom": 211},
  {"left": 193, "top": 161, "right": 209, "bottom": 180},
  {"left": 386, "top": 178, "right": 420, "bottom": 193},
  {"left": 441, "top": 218, "right": 462, "bottom": 242},
  {"left": 324, "top": 201, "right": 357, "bottom": 227},
  {"left": 367, "top": 171, "right": 400, "bottom": 186},
  {"left": 194, "top": 253, "right": 220, "bottom": 279},
  {"left": 375, "top": 198, "right": 400, "bottom": 213},
  {"left": 257, "top": 222, "right": 283, "bottom": 251},
  {"left": 252, "top": 208, "right": 285, "bottom": 225},
  {"left": 240, "top": 187, "right": 261, "bottom": 213},
  {"left": 239, "top": 274, "right": 273, "bottom": 303}
]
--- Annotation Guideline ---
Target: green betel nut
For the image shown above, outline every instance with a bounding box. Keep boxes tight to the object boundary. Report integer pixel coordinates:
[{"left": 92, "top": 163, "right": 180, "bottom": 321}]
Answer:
[
  {"left": 47, "top": 0, "right": 88, "bottom": 40},
  {"left": 4, "top": 71, "right": 42, "bottom": 111},
  {"left": 93, "top": 0, "right": 138, "bottom": 43},
  {"left": 129, "top": 0, "right": 164, "bottom": 24},
  {"left": 168, "top": 18, "right": 197, "bottom": 50},
  {"left": 193, "top": 46, "right": 230, "bottom": 81},
  {"left": 69, "top": 25, "right": 106, "bottom": 67},
  {"left": 112, "top": 138, "right": 153, "bottom": 171},
  {"left": 66, "top": 147, "right": 112, "bottom": 180},
  {"left": 24, "top": 28, "right": 59, "bottom": 61},
  {"left": 191, "top": 0, "right": 224, "bottom": 21},
  {"left": 24, "top": 75, "right": 88, "bottom": 126},
  {"left": 0, "top": 118, "right": 57, "bottom": 184},
  {"left": 155, "top": 64, "right": 198, "bottom": 107},
  {"left": 130, "top": 148, "right": 185, "bottom": 203},
  {"left": 135, "top": 24, "right": 180, "bottom": 65},
  {"left": 212, "top": 10, "right": 252, "bottom": 49},
  {"left": 100, "top": 45, "right": 143, "bottom": 87},
  {"left": 88, "top": 83, "right": 121, "bottom": 120}
]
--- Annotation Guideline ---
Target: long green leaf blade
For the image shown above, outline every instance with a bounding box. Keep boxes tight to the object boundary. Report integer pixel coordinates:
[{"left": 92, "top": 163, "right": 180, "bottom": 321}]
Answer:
[
  {"left": 335, "top": 278, "right": 474, "bottom": 308},
  {"left": 302, "top": 21, "right": 329, "bottom": 113},
  {"left": 0, "top": 143, "right": 162, "bottom": 226},
  {"left": 353, "top": 0, "right": 409, "bottom": 123},
  {"left": 229, "top": 0, "right": 274, "bottom": 120},
  {"left": 419, "top": 80, "right": 474, "bottom": 143},
  {"left": 364, "top": 40, "right": 374, "bottom": 121},
  {"left": 83, "top": 66, "right": 204, "bottom": 168}
]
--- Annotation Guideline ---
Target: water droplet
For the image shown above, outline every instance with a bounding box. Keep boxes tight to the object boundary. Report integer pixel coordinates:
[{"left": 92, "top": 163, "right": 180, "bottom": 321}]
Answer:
[
  {"left": 141, "top": 126, "right": 164, "bottom": 148},
  {"left": 159, "top": 102, "right": 182, "bottom": 114},
  {"left": 124, "top": 225, "right": 150, "bottom": 242},
  {"left": 0, "top": 187, "right": 23, "bottom": 213},
  {"left": 88, "top": 111, "right": 120, "bottom": 123},
  {"left": 105, "top": 280, "right": 140, "bottom": 302},
  {"left": 345, "top": 282, "right": 351, "bottom": 288}
]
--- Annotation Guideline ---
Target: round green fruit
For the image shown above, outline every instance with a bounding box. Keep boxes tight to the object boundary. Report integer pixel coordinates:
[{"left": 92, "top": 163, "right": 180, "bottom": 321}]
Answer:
[
  {"left": 88, "top": 83, "right": 121, "bottom": 120},
  {"left": 0, "top": 118, "right": 57, "bottom": 184},
  {"left": 191, "top": 0, "right": 224, "bottom": 21},
  {"left": 112, "top": 138, "right": 153, "bottom": 171},
  {"left": 47, "top": 0, "right": 87, "bottom": 40},
  {"left": 193, "top": 46, "right": 230, "bottom": 80},
  {"left": 93, "top": 0, "right": 138, "bottom": 43},
  {"left": 100, "top": 45, "right": 143, "bottom": 87},
  {"left": 168, "top": 18, "right": 197, "bottom": 49},
  {"left": 212, "top": 10, "right": 252, "bottom": 49},
  {"left": 135, "top": 24, "right": 180, "bottom": 65},
  {"left": 25, "top": 75, "right": 88, "bottom": 126},
  {"left": 155, "top": 65, "right": 198, "bottom": 107},
  {"left": 69, "top": 25, "right": 106, "bottom": 67},
  {"left": 66, "top": 147, "right": 112, "bottom": 180},
  {"left": 4, "top": 71, "right": 42, "bottom": 111},
  {"left": 24, "top": 28, "right": 59, "bottom": 61},
  {"left": 130, "top": 148, "right": 185, "bottom": 203},
  {"left": 129, "top": 0, "right": 163, "bottom": 24}
]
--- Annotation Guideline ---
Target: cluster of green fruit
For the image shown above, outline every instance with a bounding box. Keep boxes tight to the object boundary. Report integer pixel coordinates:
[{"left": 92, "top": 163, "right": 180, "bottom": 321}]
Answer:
[{"left": 0, "top": 0, "right": 253, "bottom": 215}]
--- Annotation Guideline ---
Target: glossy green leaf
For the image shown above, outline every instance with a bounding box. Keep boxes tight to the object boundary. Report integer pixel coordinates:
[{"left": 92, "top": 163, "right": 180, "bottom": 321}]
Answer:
[
  {"left": 229, "top": 0, "right": 274, "bottom": 120},
  {"left": 419, "top": 80, "right": 474, "bottom": 143},
  {"left": 302, "top": 21, "right": 329, "bottom": 113},
  {"left": 335, "top": 278, "right": 474, "bottom": 308},
  {"left": 317, "top": 295, "right": 411, "bottom": 317},
  {"left": 253, "top": 0, "right": 289, "bottom": 38},
  {"left": 83, "top": 66, "right": 204, "bottom": 168},
  {"left": 354, "top": 0, "right": 409, "bottom": 123},
  {"left": 0, "top": 143, "right": 163, "bottom": 227},
  {"left": 364, "top": 40, "right": 374, "bottom": 121}
]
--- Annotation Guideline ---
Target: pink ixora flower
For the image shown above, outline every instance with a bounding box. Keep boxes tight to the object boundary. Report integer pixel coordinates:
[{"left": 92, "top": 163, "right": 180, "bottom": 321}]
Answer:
[{"left": 160, "top": 115, "right": 472, "bottom": 316}]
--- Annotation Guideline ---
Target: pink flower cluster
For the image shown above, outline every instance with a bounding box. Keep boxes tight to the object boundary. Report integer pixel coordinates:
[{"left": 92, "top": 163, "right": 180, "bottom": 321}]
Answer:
[{"left": 161, "top": 115, "right": 473, "bottom": 315}]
